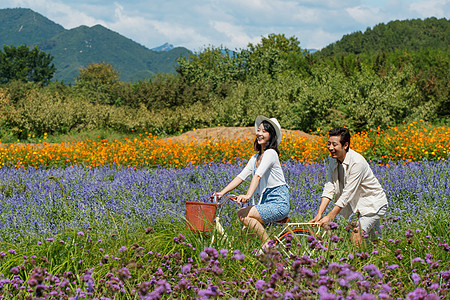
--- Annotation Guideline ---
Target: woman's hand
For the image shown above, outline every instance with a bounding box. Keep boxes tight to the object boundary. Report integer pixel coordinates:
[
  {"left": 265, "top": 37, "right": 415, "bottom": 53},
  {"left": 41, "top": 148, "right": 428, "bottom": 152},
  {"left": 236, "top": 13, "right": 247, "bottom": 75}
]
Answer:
[
  {"left": 210, "top": 192, "right": 224, "bottom": 202},
  {"left": 236, "top": 194, "right": 251, "bottom": 204}
]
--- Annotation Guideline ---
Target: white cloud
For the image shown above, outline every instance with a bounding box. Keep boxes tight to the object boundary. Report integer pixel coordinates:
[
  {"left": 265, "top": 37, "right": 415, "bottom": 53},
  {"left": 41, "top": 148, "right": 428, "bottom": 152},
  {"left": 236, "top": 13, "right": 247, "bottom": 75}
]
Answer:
[
  {"left": 346, "top": 5, "right": 384, "bottom": 24},
  {"left": 211, "top": 20, "right": 260, "bottom": 49},
  {"left": 410, "top": 0, "right": 450, "bottom": 18},
  {"left": 0, "top": 0, "right": 447, "bottom": 51}
]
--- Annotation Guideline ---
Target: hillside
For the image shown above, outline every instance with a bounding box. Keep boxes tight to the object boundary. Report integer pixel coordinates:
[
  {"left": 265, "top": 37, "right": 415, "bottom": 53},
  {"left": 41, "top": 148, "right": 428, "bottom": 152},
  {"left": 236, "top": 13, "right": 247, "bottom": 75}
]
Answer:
[
  {"left": 0, "top": 8, "right": 192, "bottom": 83},
  {"left": 316, "top": 17, "right": 449, "bottom": 57}
]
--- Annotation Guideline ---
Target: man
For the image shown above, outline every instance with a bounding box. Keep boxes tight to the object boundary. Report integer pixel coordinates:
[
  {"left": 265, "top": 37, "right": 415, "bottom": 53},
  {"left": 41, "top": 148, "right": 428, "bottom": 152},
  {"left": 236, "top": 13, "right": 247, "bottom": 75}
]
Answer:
[{"left": 309, "top": 127, "right": 388, "bottom": 244}]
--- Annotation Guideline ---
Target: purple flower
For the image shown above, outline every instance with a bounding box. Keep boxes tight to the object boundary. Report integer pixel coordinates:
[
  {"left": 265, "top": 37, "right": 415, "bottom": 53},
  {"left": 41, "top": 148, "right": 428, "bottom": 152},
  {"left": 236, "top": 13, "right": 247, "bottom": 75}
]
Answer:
[
  {"left": 360, "top": 293, "right": 377, "bottom": 300},
  {"left": 381, "top": 284, "right": 392, "bottom": 292},
  {"left": 198, "top": 287, "right": 217, "bottom": 297},
  {"left": 318, "top": 285, "right": 336, "bottom": 300},
  {"left": 46, "top": 238, "right": 54, "bottom": 242},
  {"left": 387, "top": 264, "right": 399, "bottom": 270},
  {"left": 412, "top": 257, "right": 424, "bottom": 264},
  {"left": 231, "top": 250, "right": 245, "bottom": 261},
  {"left": 406, "top": 287, "right": 428, "bottom": 300},
  {"left": 411, "top": 273, "right": 421, "bottom": 285},
  {"left": 219, "top": 249, "right": 228, "bottom": 258},
  {"left": 255, "top": 280, "right": 265, "bottom": 290},
  {"left": 405, "top": 229, "right": 414, "bottom": 238},
  {"left": 77, "top": 231, "right": 84, "bottom": 236},
  {"left": 181, "top": 264, "right": 192, "bottom": 274},
  {"left": 10, "top": 267, "right": 20, "bottom": 275},
  {"left": 117, "top": 268, "right": 131, "bottom": 280},
  {"left": 8, "top": 249, "right": 16, "bottom": 255},
  {"left": 118, "top": 246, "right": 127, "bottom": 252},
  {"left": 329, "top": 222, "right": 338, "bottom": 229},
  {"left": 173, "top": 234, "right": 186, "bottom": 244},
  {"left": 362, "top": 264, "right": 382, "bottom": 279}
]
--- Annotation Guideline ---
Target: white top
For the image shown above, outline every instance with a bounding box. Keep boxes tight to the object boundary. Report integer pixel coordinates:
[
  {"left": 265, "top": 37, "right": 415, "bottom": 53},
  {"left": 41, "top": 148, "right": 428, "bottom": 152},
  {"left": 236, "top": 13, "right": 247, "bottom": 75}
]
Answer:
[
  {"left": 321, "top": 149, "right": 388, "bottom": 218},
  {"left": 237, "top": 149, "right": 286, "bottom": 204}
]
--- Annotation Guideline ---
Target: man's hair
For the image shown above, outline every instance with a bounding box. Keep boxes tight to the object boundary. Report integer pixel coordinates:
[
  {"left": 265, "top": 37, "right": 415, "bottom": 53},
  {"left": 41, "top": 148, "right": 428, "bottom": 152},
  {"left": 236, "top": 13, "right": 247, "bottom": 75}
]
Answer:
[
  {"left": 254, "top": 120, "right": 280, "bottom": 155},
  {"left": 329, "top": 127, "right": 350, "bottom": 151}
]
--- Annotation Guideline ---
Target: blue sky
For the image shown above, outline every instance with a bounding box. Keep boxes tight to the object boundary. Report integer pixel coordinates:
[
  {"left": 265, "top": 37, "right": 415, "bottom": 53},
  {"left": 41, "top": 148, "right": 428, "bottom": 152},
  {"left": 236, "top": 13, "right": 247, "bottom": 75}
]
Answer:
[{"left": 1, "top": 0, "right": 448, "bottom": 51}]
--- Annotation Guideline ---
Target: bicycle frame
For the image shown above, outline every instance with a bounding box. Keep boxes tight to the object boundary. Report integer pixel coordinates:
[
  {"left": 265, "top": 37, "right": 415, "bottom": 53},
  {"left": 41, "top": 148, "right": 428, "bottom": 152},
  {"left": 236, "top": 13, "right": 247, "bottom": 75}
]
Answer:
[{"left": 209, "top": 194, "right": 326, "bottom": 255}]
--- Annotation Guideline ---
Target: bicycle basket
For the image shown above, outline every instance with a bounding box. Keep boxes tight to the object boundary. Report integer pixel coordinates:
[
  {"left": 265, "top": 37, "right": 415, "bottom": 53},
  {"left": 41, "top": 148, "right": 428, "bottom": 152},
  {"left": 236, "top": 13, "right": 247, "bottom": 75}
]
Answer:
[{"left": 185, "top": 201, "right": 217, "bottom": 232}]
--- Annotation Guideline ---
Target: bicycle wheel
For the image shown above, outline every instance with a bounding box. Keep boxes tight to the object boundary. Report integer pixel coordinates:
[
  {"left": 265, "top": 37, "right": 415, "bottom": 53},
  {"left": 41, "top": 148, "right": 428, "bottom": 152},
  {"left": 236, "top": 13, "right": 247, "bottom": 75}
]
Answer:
[{"left": 274, "top": 228, "right": 318, "bottom": 257}]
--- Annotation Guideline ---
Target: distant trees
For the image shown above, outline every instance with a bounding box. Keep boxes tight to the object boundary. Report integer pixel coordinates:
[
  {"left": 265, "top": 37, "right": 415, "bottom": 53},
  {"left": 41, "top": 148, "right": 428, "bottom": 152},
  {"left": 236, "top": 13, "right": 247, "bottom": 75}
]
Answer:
[
  {"left": 0, "top": 45, "right": 56, "bottom": 84},
  {"left": 176, "top": 34, "right": 309, "bottom": 89}
]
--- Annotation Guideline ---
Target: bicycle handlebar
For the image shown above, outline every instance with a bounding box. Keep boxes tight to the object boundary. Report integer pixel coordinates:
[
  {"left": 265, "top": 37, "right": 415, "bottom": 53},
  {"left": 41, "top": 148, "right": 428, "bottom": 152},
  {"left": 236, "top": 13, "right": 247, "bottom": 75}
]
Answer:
[{"left": 209, "top": 193, "right": 237, "bottom": 206}]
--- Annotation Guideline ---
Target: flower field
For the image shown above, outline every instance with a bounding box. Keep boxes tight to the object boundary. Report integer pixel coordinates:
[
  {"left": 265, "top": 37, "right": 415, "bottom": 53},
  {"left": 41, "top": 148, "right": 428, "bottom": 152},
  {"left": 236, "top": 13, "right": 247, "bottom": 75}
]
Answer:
[
  {"left": 0, "top": 153, "right": 449, "bottom": 298},
  {"left": 0, "top": 122, "right": 449, "bottom": 169}
]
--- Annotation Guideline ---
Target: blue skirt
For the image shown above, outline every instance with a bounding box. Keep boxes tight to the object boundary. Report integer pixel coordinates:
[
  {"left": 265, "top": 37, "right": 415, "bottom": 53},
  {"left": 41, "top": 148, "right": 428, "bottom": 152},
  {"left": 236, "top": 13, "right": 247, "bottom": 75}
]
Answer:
[{"left": 255, "top": 184, "right": 290, "bottom": 224}]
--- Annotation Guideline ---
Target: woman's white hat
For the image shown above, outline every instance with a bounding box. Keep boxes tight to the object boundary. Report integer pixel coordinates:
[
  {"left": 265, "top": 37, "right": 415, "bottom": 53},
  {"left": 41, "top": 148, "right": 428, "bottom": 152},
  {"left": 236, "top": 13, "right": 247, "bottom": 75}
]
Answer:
[{"left": 255, "top": 115, "right": 282, "bottom": 146}]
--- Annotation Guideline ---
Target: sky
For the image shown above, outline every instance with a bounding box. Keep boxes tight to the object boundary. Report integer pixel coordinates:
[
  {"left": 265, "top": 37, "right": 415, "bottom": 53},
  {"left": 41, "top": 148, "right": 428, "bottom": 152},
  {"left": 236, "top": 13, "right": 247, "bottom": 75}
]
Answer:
[{"left": 1, "top": 0, "right": 449, "bottom": 52}]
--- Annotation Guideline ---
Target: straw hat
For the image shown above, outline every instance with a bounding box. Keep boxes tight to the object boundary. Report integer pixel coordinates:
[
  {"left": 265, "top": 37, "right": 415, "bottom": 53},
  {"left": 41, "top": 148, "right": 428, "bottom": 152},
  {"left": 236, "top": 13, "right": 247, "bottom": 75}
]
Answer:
[{"left": 254, "top": 115, "right": 282, "bottom": 146}]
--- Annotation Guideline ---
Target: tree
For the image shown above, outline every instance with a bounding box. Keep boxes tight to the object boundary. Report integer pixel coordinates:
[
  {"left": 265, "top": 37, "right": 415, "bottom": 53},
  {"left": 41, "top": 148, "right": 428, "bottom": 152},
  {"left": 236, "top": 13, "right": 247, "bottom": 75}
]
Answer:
[
  {"left": 0, "top": 45, "right": 56, "bottom": 85},
  {"left": 75, "top": 62, "right": 121, "bottom": 105}
]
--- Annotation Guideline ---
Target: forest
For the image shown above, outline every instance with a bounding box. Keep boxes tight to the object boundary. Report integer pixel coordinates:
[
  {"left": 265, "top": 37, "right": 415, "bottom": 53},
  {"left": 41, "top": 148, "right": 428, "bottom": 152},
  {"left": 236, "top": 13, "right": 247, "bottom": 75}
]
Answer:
[{"left": 0, "top": 17, "right": 448, "bottom": 142}]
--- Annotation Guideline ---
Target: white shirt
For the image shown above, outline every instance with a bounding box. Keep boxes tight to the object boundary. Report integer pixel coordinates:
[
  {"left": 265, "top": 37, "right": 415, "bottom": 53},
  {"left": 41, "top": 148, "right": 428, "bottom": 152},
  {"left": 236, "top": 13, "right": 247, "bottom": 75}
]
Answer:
[
  {"left": 237, "top": 149, "right": 286, "bottom": 204},
  {"left": 321, "top": 149, "right": 388, "bottom": 218}
]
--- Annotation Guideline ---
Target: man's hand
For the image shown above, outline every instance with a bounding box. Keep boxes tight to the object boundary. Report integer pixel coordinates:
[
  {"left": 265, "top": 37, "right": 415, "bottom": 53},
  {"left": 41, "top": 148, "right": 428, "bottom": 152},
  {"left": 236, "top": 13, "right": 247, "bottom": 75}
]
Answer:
[
  {"left": 308, "top": 214, "right": 322, "bottom": 226},
  {"left": 236, "top": 194, "right": 251, "bottom": 204},
  {"left": 318, "top": 215, "right": 334, "bottom": 228}
]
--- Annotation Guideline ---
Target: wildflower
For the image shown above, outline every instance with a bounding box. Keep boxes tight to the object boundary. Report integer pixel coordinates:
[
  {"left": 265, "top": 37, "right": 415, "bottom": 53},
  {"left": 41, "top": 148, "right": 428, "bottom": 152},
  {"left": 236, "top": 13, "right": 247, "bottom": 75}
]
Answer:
[
  {"left": 255, "top": 280, "right": 265, "bottom": 290},
  {"left": 405, "top": 229, "right": 414, "bottom": 238},
  {"left": 10, "top": 267, "right": 20, "bottom": 275},
  {"left": 46, "top": 238, "right": 54, "bottom": 242},
  {"left": 117, "top": 268, "right": 131, "bottom": 281},
  {"left": 231, "top": 250, "right": 245, "bottom": 261},
  {"left": 118, "top": 246, "right": 127, "bottom": 252},
  {"left": 181, "top": 264, "right": 192, "bottom": 274},
  {"left": 411, "top": 273, "right": 421, "bottom": 285},
  {"left": 173, "top": 234, "right": 185, "bottom": 244},
  {"left": 78, "top": 231, "right": 84, "bottom": 236},
  {"left": 318, "top": 285, "right": 336, "bottom": 300},
  {"left": 219, "top": 249, "right": 228, "bottom": 258},
  {"left": 145, "top": 227, "right": 154, "bottom": 234},
  {"left": 406, "top": 287, "right": 428, "bottom": 300},
  {"left": 387, "top": 264, "right": 399, "bottom": 270},
  {"left": 363, "top": 264, "right": 382, "bottom": 279}
]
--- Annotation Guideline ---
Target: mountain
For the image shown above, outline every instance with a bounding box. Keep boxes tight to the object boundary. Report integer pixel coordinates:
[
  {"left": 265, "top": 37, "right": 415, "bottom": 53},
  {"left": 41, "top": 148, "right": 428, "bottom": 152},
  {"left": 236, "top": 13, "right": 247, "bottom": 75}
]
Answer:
[
  {"left": 152, "top": 43, "right": 174, "bottom": 52},
  {"left": 0, "top": 8, "right": 192, "bottom": 83},
  {"left": 315, "top": 17, "right": 449, "bottom": 57}
]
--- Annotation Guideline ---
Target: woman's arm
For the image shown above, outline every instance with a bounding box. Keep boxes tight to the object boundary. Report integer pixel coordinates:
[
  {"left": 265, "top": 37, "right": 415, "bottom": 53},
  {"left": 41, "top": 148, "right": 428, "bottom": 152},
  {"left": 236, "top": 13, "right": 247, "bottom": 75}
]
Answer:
[
  {"left": 217, "top": 176, "right": 244, "bottom": 198},
  {"left": 236, "top": 174, "right": 261, "bottom": 204}
]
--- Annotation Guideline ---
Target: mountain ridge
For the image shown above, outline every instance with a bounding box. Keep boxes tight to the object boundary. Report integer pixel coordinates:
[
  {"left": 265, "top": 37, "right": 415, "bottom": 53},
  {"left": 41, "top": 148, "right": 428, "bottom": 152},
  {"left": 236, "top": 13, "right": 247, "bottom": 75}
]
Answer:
[{"left": 0, "top": 8, "right": 192, "bottom": 83}]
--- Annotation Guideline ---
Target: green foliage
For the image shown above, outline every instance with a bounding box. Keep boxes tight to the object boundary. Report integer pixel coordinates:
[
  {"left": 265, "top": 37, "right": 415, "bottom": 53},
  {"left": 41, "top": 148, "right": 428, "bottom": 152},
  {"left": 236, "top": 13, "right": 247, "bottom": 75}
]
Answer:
[
  {"left": 0, "top": 45, "right": 56, "bottom": 85},
  {"left": 74, "top": 62, "right": 121, "bottom": 105},
  {"left": 316, "top": 17, "right": 450, "bottom": 57},
  {"left": 0, "top": 8, "right": 193, "bottom": 83}
]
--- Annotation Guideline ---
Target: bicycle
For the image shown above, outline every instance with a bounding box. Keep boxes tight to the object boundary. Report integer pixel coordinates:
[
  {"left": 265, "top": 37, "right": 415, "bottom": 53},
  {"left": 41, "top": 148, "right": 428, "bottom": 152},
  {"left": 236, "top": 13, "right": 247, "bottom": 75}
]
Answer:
[{"left": 185, "top": 193, "right": 326, "bottom": 257}]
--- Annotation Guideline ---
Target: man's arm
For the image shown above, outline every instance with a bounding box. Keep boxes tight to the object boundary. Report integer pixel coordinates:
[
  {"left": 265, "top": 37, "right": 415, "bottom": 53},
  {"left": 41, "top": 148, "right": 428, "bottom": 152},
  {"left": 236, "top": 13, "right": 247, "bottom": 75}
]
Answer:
[
  {"left": 318, "top": 205, "right": 342, "bottom": 227},
  {"left": 309, "top": 197, "right": 331, "bottom": 223}
]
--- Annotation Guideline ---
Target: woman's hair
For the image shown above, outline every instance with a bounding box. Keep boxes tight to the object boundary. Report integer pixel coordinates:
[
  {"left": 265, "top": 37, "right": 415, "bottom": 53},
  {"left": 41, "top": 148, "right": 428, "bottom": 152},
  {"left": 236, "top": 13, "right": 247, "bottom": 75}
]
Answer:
[{"left": 254, "top": 120, "right": 280, "bottom": 155}]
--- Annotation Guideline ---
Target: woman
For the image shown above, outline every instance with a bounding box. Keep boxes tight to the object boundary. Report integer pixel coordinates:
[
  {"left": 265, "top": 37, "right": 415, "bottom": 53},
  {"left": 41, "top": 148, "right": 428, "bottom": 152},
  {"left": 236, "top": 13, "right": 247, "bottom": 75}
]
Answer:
[{"left": 216, "top": 115, "right": 290, "bottom": 251}]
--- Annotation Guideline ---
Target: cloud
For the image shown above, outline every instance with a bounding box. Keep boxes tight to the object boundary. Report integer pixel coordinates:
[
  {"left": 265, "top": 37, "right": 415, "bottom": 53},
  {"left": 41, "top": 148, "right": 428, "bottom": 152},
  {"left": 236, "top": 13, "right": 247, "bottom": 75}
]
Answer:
[
  {"left": 346, "top": 5, "right": 384, "bottom": 25},
  {"left": 0, "top": 0, "right": 447, "bottom": 51},
  {"left": 410, "top": 0, "right": 450, "bottom": 18}
]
